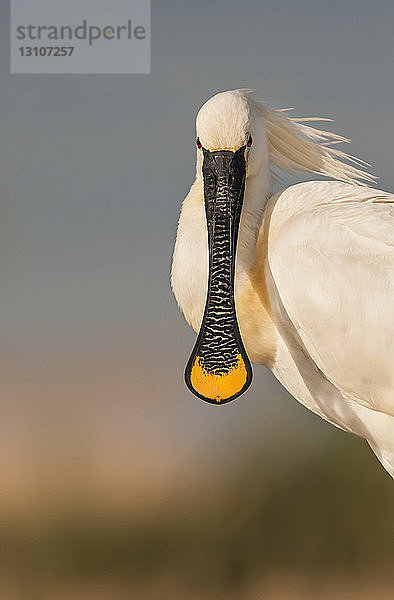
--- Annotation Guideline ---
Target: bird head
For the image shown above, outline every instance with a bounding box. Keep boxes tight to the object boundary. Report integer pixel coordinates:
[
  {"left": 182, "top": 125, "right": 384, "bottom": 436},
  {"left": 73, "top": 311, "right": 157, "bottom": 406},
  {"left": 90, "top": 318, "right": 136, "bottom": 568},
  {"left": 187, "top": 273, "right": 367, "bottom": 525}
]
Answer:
[
  {"left": 182, "top": 89, "right": 374, "bottom": 405},
  {"left": 184, "top": 91, "right": 258, "bottom": 404},
  {"left": 195, "top": 90, "right": 267, "bottom": 179}
]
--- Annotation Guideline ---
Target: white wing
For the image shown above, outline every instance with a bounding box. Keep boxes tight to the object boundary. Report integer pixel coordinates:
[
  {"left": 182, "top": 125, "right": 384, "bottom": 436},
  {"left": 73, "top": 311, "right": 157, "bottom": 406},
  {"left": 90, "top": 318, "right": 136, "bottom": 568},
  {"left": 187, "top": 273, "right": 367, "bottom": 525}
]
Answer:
[{"left": 268, "top": 181, "right": 394, "bottom": 473}]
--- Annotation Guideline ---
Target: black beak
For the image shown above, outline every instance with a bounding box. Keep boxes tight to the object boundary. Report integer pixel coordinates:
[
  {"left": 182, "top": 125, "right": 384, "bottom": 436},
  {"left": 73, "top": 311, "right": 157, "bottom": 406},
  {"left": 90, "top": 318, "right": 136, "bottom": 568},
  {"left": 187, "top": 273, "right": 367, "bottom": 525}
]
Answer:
[{"left": 184, "top": 146, "right": 253, "bottom": 404}]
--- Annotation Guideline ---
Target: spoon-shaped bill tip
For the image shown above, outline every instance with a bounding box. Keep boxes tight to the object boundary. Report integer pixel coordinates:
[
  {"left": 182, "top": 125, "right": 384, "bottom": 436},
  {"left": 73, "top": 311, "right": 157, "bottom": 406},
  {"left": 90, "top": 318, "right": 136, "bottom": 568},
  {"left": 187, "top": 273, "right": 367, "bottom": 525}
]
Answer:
[{"left": 188, "top": 353, "right": 250, "bottom": 404}]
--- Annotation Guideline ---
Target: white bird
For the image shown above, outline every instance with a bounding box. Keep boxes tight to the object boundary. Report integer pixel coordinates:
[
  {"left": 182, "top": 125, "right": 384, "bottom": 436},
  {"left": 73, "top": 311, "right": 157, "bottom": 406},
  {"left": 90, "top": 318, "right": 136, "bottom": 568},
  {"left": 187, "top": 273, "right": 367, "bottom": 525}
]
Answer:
[{"left": 171, "top": 89, "right": 394, "bottom": 478}]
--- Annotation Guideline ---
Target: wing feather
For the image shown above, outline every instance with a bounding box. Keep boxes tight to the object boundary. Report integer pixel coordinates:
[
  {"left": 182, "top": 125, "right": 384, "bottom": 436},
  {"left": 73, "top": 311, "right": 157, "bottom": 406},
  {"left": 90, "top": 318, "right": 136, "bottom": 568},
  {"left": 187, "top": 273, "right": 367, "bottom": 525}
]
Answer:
[{"left": 269, "top": 182, "right": 394, "bottom": 417}]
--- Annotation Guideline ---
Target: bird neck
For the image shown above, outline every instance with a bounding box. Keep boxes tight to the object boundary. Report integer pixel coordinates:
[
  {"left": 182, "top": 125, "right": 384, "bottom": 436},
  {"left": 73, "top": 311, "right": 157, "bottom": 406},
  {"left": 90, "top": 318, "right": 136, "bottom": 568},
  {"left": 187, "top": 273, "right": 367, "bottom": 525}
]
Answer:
[
  {"left": 234, "top": 165, "right": 277, "bottom": 367},
  {"left": 235, "top": 165, "right": 273, "bottom": 294}
]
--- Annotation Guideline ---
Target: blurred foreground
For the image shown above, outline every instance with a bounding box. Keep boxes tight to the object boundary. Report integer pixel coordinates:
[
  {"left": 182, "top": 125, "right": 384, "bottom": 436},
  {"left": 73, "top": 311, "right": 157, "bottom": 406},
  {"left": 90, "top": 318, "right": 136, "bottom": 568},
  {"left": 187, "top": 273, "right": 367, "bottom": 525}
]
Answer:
[{"left": 0, "top": 344, "right": 392, "bottom": 600}]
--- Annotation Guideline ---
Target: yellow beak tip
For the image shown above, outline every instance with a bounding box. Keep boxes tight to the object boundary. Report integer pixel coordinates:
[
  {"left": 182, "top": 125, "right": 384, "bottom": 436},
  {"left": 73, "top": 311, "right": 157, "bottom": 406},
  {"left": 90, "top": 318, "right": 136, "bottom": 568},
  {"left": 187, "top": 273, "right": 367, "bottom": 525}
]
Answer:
[{"left": 189, "top": 354, "right": 248, "bottom": 403}]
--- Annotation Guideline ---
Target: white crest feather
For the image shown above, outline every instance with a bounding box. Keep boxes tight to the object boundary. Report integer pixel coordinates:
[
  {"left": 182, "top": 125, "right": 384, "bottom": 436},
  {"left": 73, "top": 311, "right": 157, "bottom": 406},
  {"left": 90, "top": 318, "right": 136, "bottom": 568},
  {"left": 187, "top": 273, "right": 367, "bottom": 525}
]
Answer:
[{"left": 244, "top": 92, "right": 376, "bottom": 185}]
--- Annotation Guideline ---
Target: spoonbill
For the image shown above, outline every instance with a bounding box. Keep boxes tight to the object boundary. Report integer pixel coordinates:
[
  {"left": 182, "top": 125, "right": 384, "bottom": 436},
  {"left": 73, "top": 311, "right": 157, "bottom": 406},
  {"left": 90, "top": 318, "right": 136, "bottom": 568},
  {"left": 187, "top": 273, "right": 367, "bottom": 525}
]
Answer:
[{"left": 171, "top": 89, "right": 394, "bottom": 477}]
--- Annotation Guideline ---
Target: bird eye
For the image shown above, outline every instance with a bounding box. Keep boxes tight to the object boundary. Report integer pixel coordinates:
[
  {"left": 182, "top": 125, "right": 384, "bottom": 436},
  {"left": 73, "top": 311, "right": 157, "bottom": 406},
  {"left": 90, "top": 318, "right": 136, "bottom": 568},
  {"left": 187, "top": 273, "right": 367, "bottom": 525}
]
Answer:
[
  {"left": 196, "top": 137, "right": 202, "bottom": 149},
  {"left": 247, "top": 134, "right": 253, "bottom": 147}
]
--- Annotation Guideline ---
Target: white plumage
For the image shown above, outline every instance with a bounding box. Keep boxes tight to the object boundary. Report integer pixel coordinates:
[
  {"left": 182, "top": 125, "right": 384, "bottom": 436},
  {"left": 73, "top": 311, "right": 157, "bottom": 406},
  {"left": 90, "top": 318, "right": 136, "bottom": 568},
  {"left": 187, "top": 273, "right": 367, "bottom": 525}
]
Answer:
[{"left": 171, "top": 89, "right": 394, "bottom": 477}]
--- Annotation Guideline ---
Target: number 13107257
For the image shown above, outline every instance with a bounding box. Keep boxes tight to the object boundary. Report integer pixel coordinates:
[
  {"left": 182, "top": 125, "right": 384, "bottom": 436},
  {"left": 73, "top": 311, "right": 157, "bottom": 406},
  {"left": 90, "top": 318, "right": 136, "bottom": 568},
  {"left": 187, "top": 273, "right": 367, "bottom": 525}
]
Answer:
[{"left": 19, "top": 47, "right": 75, "bottom": 57}]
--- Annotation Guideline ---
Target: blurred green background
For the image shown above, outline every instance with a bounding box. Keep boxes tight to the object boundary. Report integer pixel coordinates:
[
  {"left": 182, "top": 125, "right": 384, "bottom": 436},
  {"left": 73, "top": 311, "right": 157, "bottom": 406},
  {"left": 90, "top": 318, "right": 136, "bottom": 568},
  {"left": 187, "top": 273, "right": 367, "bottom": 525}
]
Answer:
[{"left": 1, "top": 0, "right": 393, "bottom": 598}]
